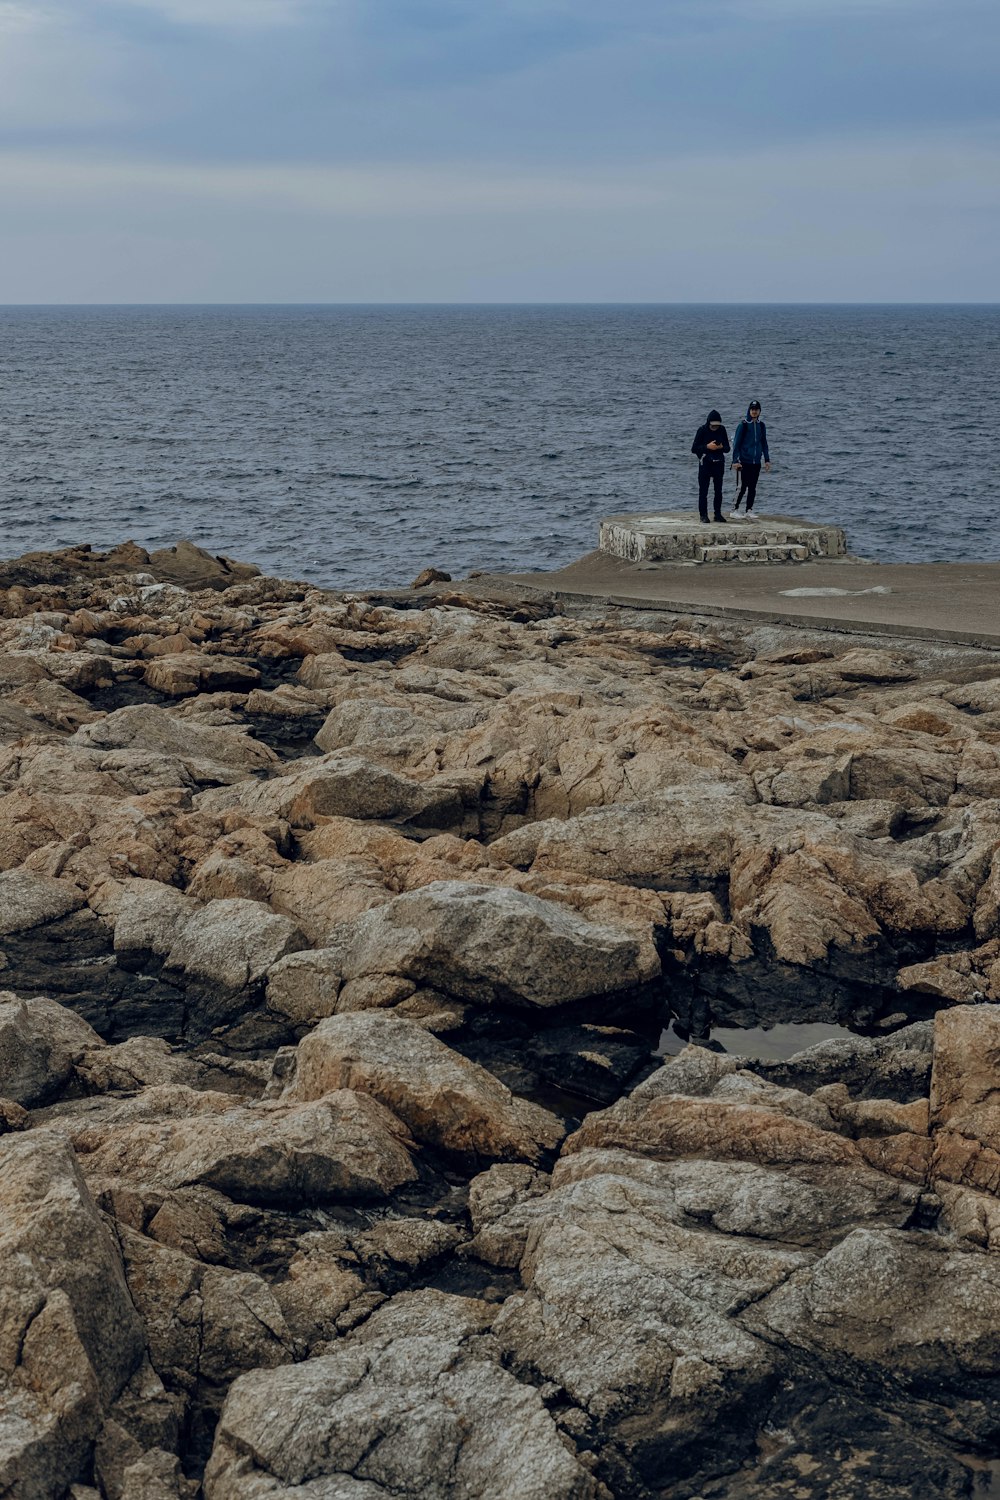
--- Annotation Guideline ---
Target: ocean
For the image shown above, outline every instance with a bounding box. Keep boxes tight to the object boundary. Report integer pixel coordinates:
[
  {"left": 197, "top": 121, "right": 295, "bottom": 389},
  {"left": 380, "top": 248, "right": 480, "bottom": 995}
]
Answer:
[{"left": 1, "top": 304, "right": 998, "bottom": 590}]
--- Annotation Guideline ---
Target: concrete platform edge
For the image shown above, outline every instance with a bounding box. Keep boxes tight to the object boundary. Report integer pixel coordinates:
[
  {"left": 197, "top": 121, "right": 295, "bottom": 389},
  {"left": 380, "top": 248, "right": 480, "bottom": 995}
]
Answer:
[{"left": 478, "top": 581, "right": 1000, "bottom": 651}]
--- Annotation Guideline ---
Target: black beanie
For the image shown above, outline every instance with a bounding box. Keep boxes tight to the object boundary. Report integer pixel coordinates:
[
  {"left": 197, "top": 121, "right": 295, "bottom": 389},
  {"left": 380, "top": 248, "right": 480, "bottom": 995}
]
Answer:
[{"left": 707, "top": 409, "right": 722, "bottom": 422}]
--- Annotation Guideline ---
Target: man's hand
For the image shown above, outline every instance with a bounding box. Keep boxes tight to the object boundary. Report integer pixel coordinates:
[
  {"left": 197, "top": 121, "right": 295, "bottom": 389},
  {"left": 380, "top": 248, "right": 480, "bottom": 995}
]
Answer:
[
  {"left": 732, "top": 461, "right": 741, "bottom": 469},
  {"left": 764, "top": 462, "right": 771, "bottom": 472},
  {"left": 707, "top": 441, "right": 722, "bottom": 451}
]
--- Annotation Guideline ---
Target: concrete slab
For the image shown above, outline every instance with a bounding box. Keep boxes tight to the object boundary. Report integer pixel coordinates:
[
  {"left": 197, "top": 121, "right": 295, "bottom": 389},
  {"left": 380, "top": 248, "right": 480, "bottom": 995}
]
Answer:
[
  {"left": 600, "top": 510, "right": 848, "bottom": 564},
  {"left": 470, "top": 549, "right": 1000, "bottom": 650}
]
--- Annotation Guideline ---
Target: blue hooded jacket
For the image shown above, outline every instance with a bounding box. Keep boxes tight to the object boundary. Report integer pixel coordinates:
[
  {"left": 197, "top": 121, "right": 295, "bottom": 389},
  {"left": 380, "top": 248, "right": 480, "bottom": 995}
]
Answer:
[{"left": 732, "top": 407, "right": 769, "bottom": 466}]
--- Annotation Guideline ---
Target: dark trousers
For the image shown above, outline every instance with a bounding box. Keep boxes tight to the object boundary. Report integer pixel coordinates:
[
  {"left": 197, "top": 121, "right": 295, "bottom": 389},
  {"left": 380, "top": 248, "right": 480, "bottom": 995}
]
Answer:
[
  {"left": 735, "top": 462, "right": 761, "bottom": 510},
  {"left": 698, "top": 459, "right": 725, "bottom": 519}
]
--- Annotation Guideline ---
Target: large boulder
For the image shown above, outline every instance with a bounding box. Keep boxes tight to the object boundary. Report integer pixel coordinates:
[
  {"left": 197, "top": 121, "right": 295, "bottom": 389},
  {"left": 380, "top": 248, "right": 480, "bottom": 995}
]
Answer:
[
  {"left": 71, "top": 1084, "right": 417, "bottom": 1204},
  {"left": 750, "top": 1228, "right": 1000, "bottom": 1446},
  {"left": 0, "top": 869, "right": 84, "bottom": 935},
  {"left": 0, "top": 993, "right": 104, "bottom": 1105},
  {"left": 286, "top": 1012, "right": 564, "bottom": 1165},
  {"left": 163, "top": 898, "right": 307, "bottom": 994},
  {"left": 491, "top": 1165, "right": 800, "bottom": 1492},
  {"left": 224, "top": 750, "right": 467, "bottom": 829},
  {"left": 75, "top": 705, "right": 277, "bottom": 784},
  {"left": 112, "top": 878, "right": 202, "bottom": 968},
  {"left": 0, "top": 1132, "right": 153, "bottom": 1498},
  {"left": 203, "top": 1290, "right": 603, "bottom": 1500},
  {"left": 325, "top": 880, "right": 654, "bottom": 1009}
]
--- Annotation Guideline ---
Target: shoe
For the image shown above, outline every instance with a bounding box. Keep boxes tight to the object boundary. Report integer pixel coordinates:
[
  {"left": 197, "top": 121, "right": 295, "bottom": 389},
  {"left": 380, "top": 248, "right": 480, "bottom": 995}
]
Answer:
[
  {"left": 713, "top": 514, "right": 728, "bottom": 524},
  {"left": 699, "top": 516, "right": 710, "bottom": 524},
  {"left": 729, "top": 508, "right": 743, "bottom": 519},
  {"left": 731, "top": 500, "right": 742, "bottom": 514}
]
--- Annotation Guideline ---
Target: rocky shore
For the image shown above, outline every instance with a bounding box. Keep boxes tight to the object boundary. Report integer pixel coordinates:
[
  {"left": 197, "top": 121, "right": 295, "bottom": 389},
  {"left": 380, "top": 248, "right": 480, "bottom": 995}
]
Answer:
[{"left": 2, "top": 538, "right": 1000, "bottom": 1499}]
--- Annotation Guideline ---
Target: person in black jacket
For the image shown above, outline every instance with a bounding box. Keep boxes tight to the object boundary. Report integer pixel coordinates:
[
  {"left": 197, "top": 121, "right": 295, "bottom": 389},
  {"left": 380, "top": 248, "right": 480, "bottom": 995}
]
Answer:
[{"left": 691, "top": 409, "right": 730, "bottom": 523}]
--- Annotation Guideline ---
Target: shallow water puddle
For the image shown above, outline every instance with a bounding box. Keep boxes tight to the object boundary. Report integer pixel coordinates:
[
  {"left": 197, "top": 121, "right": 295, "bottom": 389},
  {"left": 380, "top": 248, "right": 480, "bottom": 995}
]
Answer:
[{"left": 656, "top": 1018, "right": 860, "bottom": 1061}]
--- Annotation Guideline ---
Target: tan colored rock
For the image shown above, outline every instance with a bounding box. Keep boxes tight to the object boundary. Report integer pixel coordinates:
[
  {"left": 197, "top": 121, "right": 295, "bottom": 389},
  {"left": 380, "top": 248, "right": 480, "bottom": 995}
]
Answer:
[
  {"left": 144, "top": 652, "right": 261, "bottom": 697},
  {"left": 75, "top": 704, "right": 277, "bottom": 783},
  {"left": 286, "top": 1012, "right": 564, "bottom": 1164},
  {"left": 0, "top": 868, "right": 84, "bottom": 934},
  {"left": 897, "top": 954, "right": 991, "bottom": 1004},
  {"left": 112, "top": 877, "right": 202, "bottom": 965},
  {"left": 72, "top": 1084, "right": 417, "bottom": 1204},
  {"left": 0, "top": 1132, "right": 152, "bottom": 1498},
  {"left": 163, "top": 897, "right": 307, "bottom": 994}
]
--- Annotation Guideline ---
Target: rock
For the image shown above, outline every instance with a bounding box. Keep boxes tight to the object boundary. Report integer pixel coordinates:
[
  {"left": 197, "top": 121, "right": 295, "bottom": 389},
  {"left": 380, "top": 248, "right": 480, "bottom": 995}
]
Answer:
[
  {"left": 119, "top": 1227, "right": 293, "bottom": 1402},
  {"left": 897, "top": 954, "right": 989, "bottom": 1003},
  {"left": 563, "top": 1056, "right": 863, "bottom": 1173},
  {"left": 75, "top": 1036, "right": 204, "bottom": 1095},
  {"left": 465, "top": 1163, "right": 552, "bottom": 1266},
  {"left": 120, "top": 1448, "right": 196, "bottom": 1500},
  {"left": 929, "top": 1004, "right": 1000, "bottom": 1196},
  {"left": 112, "top": 878, "right": 203, "bottom": 968},
  {"left": 0, "top": 994, "right": 104, "bottom": 1105},
  {"left": 229, "top": 749, "right": 464, "bottom": 829},
  {"left": 266, "top": 947, "right": 344, "bottom": 1024},
  {"left": 0, "top": 1132, "right": 152, "bottom": 1498},
  {"left": 71, "top": 1084, "right": 417, "bottom": 1204},
  {"left": 204, "top": 1290, "right": 605, "bottom": 1500},
  {"left": 750, "top": 1228, "right": 1000, "bottom": 1445},
  {"left": 75, "top": 704, "right": 277, "bottom": 783},
  {"left": 752, "top": 1021, "right": 935, "bottom": 1101},
  {"left": 143, "top": 652, "right": 261, "bottom": 697},
  {"left": 411, "top": 567, "right": 452, "bottom": 588},
  {"left": 146, "top": 540, "right": 260, "bottom": 591},
  {"left": 327, "top": 880, "right": 654, "bottom": 1009},
  {"left": 163, "top": 898, "right": 307, "bottom": 995},
  {"left": 491, "top": 1164, "right": 802, "bottom": 1491},
  {"left": 286, "top": 1012, "right": 564, "bottom": 1164},
  {"left": 0, "top": 868, "right": 84, "bottom": 934}
]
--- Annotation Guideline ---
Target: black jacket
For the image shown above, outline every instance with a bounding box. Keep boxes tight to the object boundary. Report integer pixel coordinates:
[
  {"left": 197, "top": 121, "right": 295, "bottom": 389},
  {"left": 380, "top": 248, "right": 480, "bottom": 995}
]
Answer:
[{"left": 691, "top": 422, "right": 730, "bottom": 462}]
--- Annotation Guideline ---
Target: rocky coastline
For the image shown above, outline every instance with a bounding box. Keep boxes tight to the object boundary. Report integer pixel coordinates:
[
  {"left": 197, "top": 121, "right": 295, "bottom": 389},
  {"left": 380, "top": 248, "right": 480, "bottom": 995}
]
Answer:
[{"left": 2, "top": 538, "right": 1000, "bottom": 1499}]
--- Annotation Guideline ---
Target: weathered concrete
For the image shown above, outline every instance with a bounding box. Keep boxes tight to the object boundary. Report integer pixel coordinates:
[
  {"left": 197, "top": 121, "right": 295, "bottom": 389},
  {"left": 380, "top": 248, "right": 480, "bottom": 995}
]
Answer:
[
  {"left": 472, "top": 548, "right": 1000, "bottom": 650},
  {"left": 600, "top": 511, "right": 848, "bottom": 565}
]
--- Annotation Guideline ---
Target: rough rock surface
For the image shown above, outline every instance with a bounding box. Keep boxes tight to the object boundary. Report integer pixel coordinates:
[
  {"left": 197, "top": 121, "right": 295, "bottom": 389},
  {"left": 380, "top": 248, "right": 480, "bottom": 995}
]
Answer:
[{"left": 2, "top": 539, "right": 1000, "bottom": 1497}]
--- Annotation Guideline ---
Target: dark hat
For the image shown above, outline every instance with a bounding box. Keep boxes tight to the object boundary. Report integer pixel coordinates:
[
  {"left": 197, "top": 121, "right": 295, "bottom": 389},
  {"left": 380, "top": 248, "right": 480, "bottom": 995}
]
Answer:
[{"left": 707, "top": 408, "right": 722, "bottom": 422}]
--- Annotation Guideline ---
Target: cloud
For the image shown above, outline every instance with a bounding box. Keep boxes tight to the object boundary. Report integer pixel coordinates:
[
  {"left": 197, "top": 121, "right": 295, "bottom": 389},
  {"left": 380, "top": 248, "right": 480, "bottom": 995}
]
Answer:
[
  {"left": 102, "top": 0, "right": 307, "bottom": 24},
  {"left": 0, "top": 133, "right": 997, "bottom": 302}
]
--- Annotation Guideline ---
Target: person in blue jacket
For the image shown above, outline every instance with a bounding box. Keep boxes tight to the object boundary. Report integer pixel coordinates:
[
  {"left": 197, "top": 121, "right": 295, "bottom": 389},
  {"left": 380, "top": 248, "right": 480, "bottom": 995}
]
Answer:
[{"left": 730, "top": 400, "right": 770, "bottom": 515}]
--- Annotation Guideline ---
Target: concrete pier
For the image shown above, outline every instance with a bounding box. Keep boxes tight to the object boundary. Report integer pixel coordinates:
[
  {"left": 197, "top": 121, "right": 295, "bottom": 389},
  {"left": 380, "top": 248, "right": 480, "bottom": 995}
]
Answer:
[
  {"left": 463, "top": 511, "right": 1000, "bottom": 650},
  {"left": 599, "top": 511, "right": 849, "bottom": 565}
]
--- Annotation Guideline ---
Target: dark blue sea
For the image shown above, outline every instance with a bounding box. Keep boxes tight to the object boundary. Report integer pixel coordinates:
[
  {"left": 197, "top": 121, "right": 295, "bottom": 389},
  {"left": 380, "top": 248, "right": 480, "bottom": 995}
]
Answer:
[{"left": 1, "top": 304, "right": 997, "bottom": 589}]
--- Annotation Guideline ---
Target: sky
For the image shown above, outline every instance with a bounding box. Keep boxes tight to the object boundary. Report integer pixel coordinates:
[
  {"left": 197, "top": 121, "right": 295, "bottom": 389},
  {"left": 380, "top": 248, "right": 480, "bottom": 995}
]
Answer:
[{"left": 1, "top": 0, "right": 998, "bottom": 301}]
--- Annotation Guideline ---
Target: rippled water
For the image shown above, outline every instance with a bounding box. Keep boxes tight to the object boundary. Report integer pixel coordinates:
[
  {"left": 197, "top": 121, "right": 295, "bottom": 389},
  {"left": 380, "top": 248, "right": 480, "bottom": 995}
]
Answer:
[{"left": 2, "top": 304, "right": 998, "bottom": 589}]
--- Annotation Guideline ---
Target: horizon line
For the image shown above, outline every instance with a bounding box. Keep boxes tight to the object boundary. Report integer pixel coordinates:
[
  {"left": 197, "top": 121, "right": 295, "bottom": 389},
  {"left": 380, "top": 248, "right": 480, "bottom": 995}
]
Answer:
[{"left": 1, "top": 300, "right": 998, "bottom": 309}]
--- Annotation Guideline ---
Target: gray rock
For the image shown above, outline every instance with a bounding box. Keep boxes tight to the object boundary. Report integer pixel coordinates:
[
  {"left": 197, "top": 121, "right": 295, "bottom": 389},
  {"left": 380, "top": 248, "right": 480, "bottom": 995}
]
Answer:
[
  {"left": 266, "top": 947, "right": 345, "bottom": 1024},
  {"left": 112, "top": 878, "right": 202, "bottom": 966},
  {"left": 164, "top": 898, "right": 307, "bottom": 994},
  {"left": 328, "top": 880, "right": 653, "bottom": 1009},
  {"left": 0, "top": 993, "right": 104, "bottom": 1105},
  {"left": 204, "top": 1289, "right": 604, "bottom": 1500},
  {"left": 492, "top": 1164, "right": 803, "bottom": 1491},
  {"left": 229, "top": 749, "right": 462, "bottom": 828},
  {"left": 750, "top": 1227, "right": 1000, "bottom": 1445}
]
